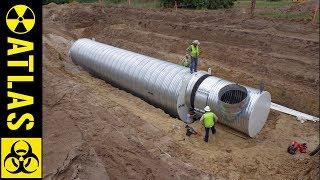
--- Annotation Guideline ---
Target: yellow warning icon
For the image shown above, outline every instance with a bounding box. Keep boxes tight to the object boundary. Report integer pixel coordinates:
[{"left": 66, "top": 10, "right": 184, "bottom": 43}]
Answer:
[
  {"left": 6, "top": 5, "right": 35, "bottom": 34},
  {"left": 1, "top": 138, "right": 42, "bottom": 178}
]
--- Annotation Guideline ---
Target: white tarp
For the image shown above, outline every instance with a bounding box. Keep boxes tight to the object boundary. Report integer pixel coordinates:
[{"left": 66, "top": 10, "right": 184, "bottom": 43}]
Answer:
[{"left": 271, "top": 102, "right": 319, "bottom": 123}]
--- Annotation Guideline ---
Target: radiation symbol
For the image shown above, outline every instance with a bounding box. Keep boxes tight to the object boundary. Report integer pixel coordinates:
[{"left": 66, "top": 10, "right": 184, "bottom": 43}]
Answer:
[{"left": 6, "top": 5, "right": 35, "bottom": 34}]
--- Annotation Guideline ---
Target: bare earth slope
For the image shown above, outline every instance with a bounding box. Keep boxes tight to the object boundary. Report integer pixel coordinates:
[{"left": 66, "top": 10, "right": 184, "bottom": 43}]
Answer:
[{"left": 43, "top": 3, "right": 319, "bottom": 180}]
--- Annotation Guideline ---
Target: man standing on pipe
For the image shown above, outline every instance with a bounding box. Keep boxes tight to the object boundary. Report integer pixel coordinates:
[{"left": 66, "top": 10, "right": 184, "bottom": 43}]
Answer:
[
  {"left": 186, "top": 40, "right": 200, "bottom": 74},
  {"left": 200, "top": 106, "right": 218, "bottom": 143}
]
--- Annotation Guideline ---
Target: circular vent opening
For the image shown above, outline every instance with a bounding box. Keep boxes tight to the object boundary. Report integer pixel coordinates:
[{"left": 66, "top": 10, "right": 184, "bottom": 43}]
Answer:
[{"left": 218, "top": 84, "right": 248, "bottom": 104}]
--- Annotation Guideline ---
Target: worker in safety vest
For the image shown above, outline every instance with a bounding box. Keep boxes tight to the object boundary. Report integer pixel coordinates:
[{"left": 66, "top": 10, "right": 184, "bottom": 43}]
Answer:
[
  {"left": 200, "top": 106, "right": 218, "bottom": 143},
  {"left": 186, "top": 40, "right": 200, "bottom": 74}
]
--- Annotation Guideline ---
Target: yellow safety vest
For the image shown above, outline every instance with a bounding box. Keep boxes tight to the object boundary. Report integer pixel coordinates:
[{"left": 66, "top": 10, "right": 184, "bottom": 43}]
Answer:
[
  {"left": 190, "top": 45, "right": 199, "bottom": 58},
  {"left": 203, "top": 112, "right": 215, "bottom": 128}
]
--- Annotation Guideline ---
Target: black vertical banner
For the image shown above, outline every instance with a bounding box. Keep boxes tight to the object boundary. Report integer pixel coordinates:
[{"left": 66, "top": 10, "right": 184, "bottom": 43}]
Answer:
[{"left": 0, "top": 0, "right": 42, "bottom": 179}]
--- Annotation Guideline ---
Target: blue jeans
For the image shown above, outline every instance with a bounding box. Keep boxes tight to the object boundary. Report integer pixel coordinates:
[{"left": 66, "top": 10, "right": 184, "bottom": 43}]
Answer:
[
  {"left": 190, "top": 57, "right": 198, "bottom": 73},
  {"left": 204, "top": 126, "right": 216, "bottom": 142}
]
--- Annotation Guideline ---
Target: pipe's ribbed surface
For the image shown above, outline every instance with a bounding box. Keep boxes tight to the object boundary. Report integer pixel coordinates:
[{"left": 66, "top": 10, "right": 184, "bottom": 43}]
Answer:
[
  {"left": 70, "top": 38, "right": 271, "bottom": 137},
  {"left": 70, "top": 38, "right": 190, "bottom": 115}
]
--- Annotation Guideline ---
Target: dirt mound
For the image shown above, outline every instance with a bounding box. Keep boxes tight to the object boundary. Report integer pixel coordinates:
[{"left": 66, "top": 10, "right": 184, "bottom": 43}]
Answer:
[
  {"left": 282, "top": 0, "right": 318, "bottom": 13},
  {"left": 294, "top": 154, "right": 319, "bottom": 179},
  {"left": 43, "top": 3, "right": 319, "bottom": 180},
  {"left": 45, "top": 3, "right": 98, "bottom": 29}
]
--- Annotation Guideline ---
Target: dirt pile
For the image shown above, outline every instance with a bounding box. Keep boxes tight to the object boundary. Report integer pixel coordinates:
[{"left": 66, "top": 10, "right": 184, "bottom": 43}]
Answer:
[
  {"left": 43, "top": 3, "right": 319, "bottom": 180},
  {"left": 282, "top": 0, "right": 318, "bottom": 14}
]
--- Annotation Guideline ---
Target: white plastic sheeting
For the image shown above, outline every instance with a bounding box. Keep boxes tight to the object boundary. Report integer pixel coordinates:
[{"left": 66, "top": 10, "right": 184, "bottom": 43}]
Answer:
[{"left": 271, "top": 103, "right": 319, "bottom": 123}]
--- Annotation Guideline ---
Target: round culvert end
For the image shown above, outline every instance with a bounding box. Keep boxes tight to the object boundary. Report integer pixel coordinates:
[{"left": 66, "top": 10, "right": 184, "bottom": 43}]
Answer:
[{"left": 218, "top": 84, "right": 249, "bottom": 121}]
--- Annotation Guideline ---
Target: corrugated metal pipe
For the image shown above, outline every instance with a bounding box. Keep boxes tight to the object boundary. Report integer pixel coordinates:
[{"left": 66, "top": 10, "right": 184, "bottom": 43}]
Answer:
[{"left": 69, "top": 38, "right": 271, "bottom": 137}]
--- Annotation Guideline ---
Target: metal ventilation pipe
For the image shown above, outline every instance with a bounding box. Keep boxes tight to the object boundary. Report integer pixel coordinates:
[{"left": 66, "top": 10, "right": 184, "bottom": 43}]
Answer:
[{"left": 70, "top": 38, "right": 271, "bottom": 137}]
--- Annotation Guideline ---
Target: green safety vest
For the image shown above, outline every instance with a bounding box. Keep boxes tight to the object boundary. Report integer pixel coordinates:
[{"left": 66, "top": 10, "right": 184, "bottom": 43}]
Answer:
[
  {"left": 203, "top": 112, "right": 215, "bottom": 128},
  {"left": 190, "top": 45, "right": 199, "bottom": 58}
]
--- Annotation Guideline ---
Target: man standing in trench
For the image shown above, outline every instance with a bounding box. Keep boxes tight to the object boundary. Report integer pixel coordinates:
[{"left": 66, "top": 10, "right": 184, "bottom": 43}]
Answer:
[
  {"left": 186, "top": 40, "right": 200, "bottom": 73},
  {"left": 200, "top": 106, "right": 218, "bottom": 143}
]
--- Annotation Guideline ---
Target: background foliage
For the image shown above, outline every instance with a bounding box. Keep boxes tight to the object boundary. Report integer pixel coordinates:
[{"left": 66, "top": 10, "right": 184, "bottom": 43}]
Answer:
[
  {"left": 161, "top": 0, "right": 237, "bottom": 9},
  {"left": 43, "top": 0, "right": 237, "bottom": 9}
]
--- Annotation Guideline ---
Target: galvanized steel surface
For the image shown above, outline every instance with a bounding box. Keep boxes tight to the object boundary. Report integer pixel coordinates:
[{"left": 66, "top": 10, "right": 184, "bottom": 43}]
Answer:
[
  {"left": 190, "top": 73, "right": 271, "bottom": 137},
  {"left": 70, "top": 38, "right": 271, "bottom": 137},
  {"left": 70, "top": 38, "right": 190, "bottom": 116}
]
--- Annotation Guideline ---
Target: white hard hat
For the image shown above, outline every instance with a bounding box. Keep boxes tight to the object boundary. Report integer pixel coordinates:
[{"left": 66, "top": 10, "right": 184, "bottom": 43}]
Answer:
[
  {"left": 204, "top": 106, "right": 211, "bottom": 112},
  {"left": 192, "top": 40, "right": 200, "bottom": 45}
]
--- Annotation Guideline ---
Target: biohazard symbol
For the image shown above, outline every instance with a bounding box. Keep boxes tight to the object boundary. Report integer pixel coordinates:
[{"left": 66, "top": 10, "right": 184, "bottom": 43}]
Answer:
[
  {"left": 4, "top": 140, "right": 39, "bottom": 174},
  {"left": 6, "top": 5, "right": 35, "bottom": 34}
]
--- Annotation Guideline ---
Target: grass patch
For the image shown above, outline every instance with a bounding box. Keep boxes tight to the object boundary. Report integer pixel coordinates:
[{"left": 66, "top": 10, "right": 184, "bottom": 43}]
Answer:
[
  {"left": 127, "top": 0, "right": 161, "bottom": 8},
  {"left": 259, "top": 12, "right": 316, "bottom": 21},
  {"left": 77, "top": 0, "right": 101, "bottom": 2},
  {"left": 235, "top": 0, "right": 292, "bottom": 9}
]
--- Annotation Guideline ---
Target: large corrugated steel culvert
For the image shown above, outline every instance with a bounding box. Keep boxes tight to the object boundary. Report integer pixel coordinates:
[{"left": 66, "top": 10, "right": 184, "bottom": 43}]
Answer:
[{"left": 70, "top": 38, "right": 271, "bottom": 137}]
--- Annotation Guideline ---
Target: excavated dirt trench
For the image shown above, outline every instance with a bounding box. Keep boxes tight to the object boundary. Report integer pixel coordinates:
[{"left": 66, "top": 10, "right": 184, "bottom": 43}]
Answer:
[{"left": 43, "top": 3, "right": 319, "bottom": 180}]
